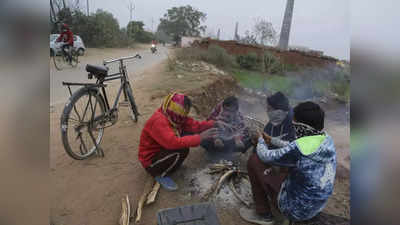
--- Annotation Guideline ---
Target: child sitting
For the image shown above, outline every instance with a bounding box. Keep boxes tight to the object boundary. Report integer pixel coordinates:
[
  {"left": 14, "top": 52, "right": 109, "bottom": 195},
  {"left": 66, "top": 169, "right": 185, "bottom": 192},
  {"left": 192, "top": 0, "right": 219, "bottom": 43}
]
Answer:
[{"left": 201, "top": 96, "right": 251, "bottom": 154}]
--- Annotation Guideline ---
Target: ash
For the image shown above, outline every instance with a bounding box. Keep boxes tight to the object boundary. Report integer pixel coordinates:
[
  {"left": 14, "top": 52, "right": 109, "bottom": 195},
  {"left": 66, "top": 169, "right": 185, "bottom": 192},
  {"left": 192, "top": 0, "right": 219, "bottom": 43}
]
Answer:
[{"left": 185, "top": 160, "right": 253, "bottom": 209}]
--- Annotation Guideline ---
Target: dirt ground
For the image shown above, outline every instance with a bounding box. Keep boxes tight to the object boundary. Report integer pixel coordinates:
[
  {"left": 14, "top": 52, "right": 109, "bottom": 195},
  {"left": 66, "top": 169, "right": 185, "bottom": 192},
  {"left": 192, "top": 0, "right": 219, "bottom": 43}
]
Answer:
[{"left": 50, "top": 52, "right": 350, "bottom": 225}]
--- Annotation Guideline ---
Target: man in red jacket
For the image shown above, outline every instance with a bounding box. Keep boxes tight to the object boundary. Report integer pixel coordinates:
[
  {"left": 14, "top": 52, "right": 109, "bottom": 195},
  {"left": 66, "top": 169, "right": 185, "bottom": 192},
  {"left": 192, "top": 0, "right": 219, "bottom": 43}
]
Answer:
[
  {"left": 139, "top": 93, "right": 218, "bottom": 190},
  {"left": 56, "top": 23, "right": 74, "bottom": 63}
]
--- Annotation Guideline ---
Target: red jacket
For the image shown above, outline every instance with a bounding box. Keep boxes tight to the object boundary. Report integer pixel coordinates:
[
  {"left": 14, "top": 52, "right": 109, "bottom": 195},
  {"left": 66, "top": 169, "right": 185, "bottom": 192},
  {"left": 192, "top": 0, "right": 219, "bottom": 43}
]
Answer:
[
  {"left": 138, "top": 109, "right": 214, "bottom": 168},
  {"left": 56, "top": 29, "right": 74, "bottom": 45}
]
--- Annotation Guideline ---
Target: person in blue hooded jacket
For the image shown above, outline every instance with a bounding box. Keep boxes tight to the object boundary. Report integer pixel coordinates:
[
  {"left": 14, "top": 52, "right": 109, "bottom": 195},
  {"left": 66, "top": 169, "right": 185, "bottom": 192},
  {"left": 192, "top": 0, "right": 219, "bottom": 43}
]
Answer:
[{"left": 240, "top": 101, "right": 336, "bottom": 224}]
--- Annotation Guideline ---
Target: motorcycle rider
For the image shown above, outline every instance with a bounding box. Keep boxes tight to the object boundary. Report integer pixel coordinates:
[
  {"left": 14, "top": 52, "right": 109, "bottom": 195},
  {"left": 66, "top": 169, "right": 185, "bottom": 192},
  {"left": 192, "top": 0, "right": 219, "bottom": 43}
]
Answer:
[
  {"left": 56, "top": 23, "right": 74, "bottom": 63},
  {"left": 151, "top": 40, "right": 157, "bottom": 53}
]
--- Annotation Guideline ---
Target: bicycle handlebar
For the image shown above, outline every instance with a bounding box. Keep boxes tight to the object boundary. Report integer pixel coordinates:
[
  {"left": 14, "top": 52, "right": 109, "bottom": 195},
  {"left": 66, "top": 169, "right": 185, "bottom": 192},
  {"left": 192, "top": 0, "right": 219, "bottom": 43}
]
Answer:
[{"left": 103, "top": 54, "right": 142, "bottom": 65}]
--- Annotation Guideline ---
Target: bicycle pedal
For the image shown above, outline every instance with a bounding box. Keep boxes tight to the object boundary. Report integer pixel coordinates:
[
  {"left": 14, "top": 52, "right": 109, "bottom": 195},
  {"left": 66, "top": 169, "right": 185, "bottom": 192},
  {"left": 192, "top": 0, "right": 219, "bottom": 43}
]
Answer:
[{"left": 119, "top": 101, "right": 130, "bottom": 107}]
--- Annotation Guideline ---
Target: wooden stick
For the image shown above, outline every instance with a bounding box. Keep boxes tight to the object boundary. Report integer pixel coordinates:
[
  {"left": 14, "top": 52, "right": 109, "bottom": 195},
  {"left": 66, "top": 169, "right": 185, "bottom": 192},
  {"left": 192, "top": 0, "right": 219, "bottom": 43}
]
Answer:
[
  {"left": 229, "top": 178, "right": 251, "bottom": 207},
  {"left": 145, "top": 182, "right": 161, "bottom": 205},
  {"left": 202, "top": 173, "right": 224, "bottom": 200},
  {"left": 213, "top": 170, "right": 235, "bottom": 197},
  {"left": 135, "top": 177, "right": 154, "bottom": 223},
  {"left": 119, "top": 195, "right": 130, "bottom": 225}
]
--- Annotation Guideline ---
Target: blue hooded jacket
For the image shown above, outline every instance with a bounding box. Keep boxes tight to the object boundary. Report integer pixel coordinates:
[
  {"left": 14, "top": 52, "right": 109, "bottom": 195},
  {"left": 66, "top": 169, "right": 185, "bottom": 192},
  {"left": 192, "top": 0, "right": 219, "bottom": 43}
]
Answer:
[{"left": 256, "top": 134, "right": 336, "bottom": 221}]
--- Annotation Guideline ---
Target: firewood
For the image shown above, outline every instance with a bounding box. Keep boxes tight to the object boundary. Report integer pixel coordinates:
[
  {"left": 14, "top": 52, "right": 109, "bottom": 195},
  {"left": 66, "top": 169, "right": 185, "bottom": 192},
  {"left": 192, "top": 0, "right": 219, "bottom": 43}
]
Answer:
[
  {"left": 119, "top": 195, "right": 130, "bottom": 225},
  {"left": 213, "top": 170, "right": 236, "bottom": 197},
  {"left": 202, "top": 173, "right": 224, "bottom": 200},
  {"left": 145, "top": 182, "right": 160, "bottom": 205},
  {"left": 135, "top": 176, "right": 154, "bottom": 223},
  {"left": 229, "top": 178, "right": 251, "bottom": 207}
]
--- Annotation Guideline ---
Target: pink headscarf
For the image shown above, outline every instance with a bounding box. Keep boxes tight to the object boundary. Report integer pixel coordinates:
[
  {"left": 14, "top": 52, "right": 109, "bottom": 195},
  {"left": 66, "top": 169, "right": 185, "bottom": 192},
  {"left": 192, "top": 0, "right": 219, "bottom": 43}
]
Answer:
[{"left": 161, "top": 93, "right": 189, "bottom": 136}]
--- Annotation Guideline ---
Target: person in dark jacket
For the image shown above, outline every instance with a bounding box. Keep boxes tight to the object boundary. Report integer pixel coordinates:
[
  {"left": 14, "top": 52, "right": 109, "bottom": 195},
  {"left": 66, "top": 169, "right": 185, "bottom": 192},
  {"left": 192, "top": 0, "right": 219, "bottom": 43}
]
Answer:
[
  {"left": 263, "top": 92, "right": 296, "bottom": 149},
  {"left": 240, "top": 102, "right": 336, "bottom": 224},
  {"left": 201, "top": 96, "right": 252, "bottom": 162}
]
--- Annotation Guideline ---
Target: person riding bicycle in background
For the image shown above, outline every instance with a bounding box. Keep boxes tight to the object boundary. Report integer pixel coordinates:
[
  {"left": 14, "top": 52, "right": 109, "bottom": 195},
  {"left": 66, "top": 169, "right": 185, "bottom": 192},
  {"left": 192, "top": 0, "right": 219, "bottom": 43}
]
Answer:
[{"left": 56, "top": 23, "right": 74, "bottom": 63}]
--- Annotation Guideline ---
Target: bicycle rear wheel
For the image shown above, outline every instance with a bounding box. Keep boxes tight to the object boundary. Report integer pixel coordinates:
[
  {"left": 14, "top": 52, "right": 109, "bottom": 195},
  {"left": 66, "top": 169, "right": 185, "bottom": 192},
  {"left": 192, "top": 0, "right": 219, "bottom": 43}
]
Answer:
[
  {"left": 61, "top": 87, "right": 106, "bottom": 160},
  {"left": 70, "top": 49, "right": 79, "bottom": 67},
  {"left": 125, "top": 82, "right": 139, "bottom": 122}
]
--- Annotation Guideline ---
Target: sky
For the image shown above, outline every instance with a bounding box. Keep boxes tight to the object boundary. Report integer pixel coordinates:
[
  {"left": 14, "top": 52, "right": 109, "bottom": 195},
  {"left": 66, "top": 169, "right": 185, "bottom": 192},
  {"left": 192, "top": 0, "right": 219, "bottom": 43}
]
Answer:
[{"left": 80, "top": 0, "right": 349, "bottom": 60}]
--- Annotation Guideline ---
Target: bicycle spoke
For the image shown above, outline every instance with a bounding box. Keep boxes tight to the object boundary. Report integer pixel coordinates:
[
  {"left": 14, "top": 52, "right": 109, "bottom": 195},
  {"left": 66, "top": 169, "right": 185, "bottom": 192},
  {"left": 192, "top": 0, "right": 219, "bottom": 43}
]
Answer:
[
  {"left": 80, "top": 93, "right": 92, "bottom": 122},
  {"left": 72, "top": 103, "right": 82, "bottom": 122},
  {"left": 89, "top": 93, "right": 96, "bottom": 119},
  {"left": 68, "top": 116, "right": 80, "bottom": 123}
]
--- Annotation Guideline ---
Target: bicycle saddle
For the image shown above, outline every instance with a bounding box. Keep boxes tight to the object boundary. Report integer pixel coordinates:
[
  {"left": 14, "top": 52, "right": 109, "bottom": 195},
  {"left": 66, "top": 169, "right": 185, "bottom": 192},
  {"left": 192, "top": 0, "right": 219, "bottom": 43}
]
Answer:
[{"left": 86, "top": 64, "right": 108, "bottom": 78}]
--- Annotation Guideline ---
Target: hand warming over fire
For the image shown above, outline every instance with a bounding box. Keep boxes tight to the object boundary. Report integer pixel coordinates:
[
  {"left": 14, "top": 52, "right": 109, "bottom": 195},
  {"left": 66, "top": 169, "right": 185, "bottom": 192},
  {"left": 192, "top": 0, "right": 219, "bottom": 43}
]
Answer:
[
  {"left": 262, "top": 132, "right": 272, "bottom": 145},
  {"left": 250, "top": 129, "right": 261, "bottom": 146}
]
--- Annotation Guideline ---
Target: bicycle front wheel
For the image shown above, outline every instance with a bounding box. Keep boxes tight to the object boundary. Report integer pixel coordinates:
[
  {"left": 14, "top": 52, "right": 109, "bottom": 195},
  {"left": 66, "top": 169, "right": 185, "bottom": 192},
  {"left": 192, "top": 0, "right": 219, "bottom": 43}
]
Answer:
[
  {"left": 61, "top": 87, "right": 106, "bottom": 160},
  {"left": 125, "top": 82, "right": 139, "bottom": 122},
  {"left": 53, "top": 54, "right": 66, "bottom": 71}
]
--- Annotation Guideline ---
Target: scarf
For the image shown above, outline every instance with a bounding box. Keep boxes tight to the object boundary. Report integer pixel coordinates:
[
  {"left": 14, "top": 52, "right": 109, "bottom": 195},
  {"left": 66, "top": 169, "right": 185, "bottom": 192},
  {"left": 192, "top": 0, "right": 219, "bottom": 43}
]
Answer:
[
  {"left": 161, "top": 93, "right": 189, "bottom": 136},
  {"left": 267, "top": 109, "right": 288, "bottom": 126},
  {"left": 293, "top": 121, "right": 325, "bottom": 139}
]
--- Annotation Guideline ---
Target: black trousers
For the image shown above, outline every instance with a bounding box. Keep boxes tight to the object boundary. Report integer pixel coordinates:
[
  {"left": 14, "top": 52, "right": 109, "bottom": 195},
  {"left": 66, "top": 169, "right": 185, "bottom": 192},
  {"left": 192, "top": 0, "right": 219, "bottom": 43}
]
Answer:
[
  {"left": 145, "top": 148, "right": 189, "bottom": 177},
  {"left": 62, "top": 44, "right": 72, "bottom": 62}
]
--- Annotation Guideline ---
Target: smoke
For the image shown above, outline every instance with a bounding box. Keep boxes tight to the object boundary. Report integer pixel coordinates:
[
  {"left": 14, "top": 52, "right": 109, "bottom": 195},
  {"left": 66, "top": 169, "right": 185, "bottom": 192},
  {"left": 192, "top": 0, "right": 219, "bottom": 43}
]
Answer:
[{"left": 263, "top": 63, "right": 350, "bottom": 102}]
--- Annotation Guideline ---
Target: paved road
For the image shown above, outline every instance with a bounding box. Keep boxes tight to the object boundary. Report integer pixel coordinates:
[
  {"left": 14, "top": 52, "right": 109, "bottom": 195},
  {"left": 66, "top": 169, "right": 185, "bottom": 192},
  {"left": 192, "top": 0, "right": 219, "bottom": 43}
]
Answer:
[{"left": 50, "top": 46, "right": 169, "bottom": 105}]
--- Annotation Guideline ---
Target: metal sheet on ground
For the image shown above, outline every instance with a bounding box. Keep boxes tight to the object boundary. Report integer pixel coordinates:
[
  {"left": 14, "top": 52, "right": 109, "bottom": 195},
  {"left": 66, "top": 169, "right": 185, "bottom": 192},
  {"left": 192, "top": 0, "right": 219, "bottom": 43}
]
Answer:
[{"left": 157, "top": 203, "right": 221, "bottom": 225}]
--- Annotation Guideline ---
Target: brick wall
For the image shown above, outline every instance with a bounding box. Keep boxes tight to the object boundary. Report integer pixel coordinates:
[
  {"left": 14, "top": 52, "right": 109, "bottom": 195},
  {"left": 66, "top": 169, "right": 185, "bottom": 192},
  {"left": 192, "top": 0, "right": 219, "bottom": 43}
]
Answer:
[{"left": 196, "top": 38, "right": 338, "bottom": 68}]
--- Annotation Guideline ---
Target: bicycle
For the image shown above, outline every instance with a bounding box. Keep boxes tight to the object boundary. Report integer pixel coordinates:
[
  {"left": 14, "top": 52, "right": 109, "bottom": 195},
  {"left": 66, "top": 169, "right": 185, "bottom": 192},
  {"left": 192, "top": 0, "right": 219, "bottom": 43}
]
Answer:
[
  {"left": 60, "top": 54, "right": 142, "bottom": 160},
  {"left": 52, "top": 43, "right": 79, "bottom": 70}
]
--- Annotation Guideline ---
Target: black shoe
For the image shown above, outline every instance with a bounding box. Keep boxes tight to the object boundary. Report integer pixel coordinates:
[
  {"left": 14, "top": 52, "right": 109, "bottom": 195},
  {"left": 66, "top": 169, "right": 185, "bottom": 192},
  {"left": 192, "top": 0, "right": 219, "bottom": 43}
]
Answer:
[{"left": 239, "top": 207, "right": 274, "bottom": 225}]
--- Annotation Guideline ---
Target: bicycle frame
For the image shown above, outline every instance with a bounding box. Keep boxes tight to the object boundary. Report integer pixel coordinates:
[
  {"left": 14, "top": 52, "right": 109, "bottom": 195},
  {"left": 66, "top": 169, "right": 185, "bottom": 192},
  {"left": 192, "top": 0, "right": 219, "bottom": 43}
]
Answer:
[
  {"left": 62, "top": 54, "right": 141, "bottom": 116},
  {"left": 100, "top": 54, "right": 141, "bottom": 111}
]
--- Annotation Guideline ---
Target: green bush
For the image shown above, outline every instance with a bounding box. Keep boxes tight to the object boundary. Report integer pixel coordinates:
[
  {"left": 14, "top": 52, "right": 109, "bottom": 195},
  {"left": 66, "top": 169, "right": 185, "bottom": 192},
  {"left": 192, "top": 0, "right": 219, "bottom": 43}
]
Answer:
[
  {"left": 237, "top": 52, "right": 260, "bottom": 70},
  {"left": 175, "top": 45, "right": 237, "bottom": 69},
  {"left": 204, "top": 45, "right": 237, "bottom": 68},
  {"left": 263, "top": 51, "right": 284, "bottom": 74}
]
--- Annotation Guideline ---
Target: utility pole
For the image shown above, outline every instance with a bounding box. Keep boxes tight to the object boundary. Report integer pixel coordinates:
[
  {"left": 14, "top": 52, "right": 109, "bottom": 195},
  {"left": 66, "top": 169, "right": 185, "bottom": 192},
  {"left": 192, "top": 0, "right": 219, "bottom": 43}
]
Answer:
[
  {"left": 217, "top": 28, "right": 220, "bottom": 40},
  {"left": 234, "top": 22, "right": 239, "bottom": 41},
  {"left": 86, "top": 0, "right": 89, "bottom": 16},
  {"left": 127, "top": 1, "right": 134, "bottom": 22},
  {"left": 151, "top": 17, "right": 154, "bottom": 33},
  {"left": 279, "top": 0, "right": 295, "bottom": 50}
]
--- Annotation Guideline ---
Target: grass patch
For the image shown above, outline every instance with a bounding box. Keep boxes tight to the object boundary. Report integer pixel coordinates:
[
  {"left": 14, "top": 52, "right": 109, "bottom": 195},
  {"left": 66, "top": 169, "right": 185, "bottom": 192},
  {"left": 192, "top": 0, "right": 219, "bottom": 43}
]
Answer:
[
  {"left": 233, "top": 69, "right": 350, "bottom": 103},
  {"left": 232, "top": 70, "right": 297, "bottom": 96},
  {"left": 232, "top": 70, "right": 264, "bottom": 90}
]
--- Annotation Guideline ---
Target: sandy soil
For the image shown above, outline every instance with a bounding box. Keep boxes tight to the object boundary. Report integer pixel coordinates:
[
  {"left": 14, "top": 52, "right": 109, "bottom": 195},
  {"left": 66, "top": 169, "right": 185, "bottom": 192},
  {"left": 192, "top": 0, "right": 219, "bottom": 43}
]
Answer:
[{"left": 50, "top": 51, "right": 349, "bottom": 225}]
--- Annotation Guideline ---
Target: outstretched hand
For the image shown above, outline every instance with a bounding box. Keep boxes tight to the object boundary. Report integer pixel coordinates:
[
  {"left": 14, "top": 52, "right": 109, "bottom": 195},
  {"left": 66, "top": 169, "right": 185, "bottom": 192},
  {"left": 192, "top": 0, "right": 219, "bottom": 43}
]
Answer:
[
  {"left": 262, "top": 132, "right": 272, "bottom": 145},
  {"left": 250, "top": 129, "right": 261, "bottom": 146},
  {"left": 214, "top": 121, "right": 234, "bottom": 131},
  {"left": 199, "top": 128, "right": 219, "bottom": 141}
]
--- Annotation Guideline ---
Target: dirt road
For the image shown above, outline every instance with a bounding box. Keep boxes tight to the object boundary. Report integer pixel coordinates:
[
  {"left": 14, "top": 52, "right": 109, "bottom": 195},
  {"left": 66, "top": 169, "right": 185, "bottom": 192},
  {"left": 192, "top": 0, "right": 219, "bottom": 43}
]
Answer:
[{"left": 50, "top": 45, "right": 169, "bottom": 105}]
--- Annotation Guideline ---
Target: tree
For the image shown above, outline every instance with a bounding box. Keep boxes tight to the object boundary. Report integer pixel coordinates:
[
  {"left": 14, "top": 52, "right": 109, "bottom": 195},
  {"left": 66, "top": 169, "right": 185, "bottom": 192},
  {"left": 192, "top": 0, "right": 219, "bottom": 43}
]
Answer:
[
  {"left": 158, "top": 5, "right": 207, "bottom": 44},
  {"left": 86, "top": 9, "right": 121, "bottom": 47},
  {"left": 127, "top": 21, "right": 154, "bottom": 43},
  {"left": 155, "top": 29, "right": 171, "bottom": 43},
  {"left": 239, "top": 30, "right": 258, "bottom": 45},
  {"left": 127, "top": 21, "right": 144, "bottom": 39},
  {"left": 252, "top": 18, "right": 278, "bottom": 46}
]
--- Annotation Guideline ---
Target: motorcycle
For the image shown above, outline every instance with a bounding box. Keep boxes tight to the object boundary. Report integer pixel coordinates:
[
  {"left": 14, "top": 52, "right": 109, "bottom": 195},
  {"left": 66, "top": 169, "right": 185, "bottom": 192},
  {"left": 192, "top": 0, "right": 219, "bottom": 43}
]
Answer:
[{"left": 151, "top": 44, "right": 157, "bottom": 54}]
